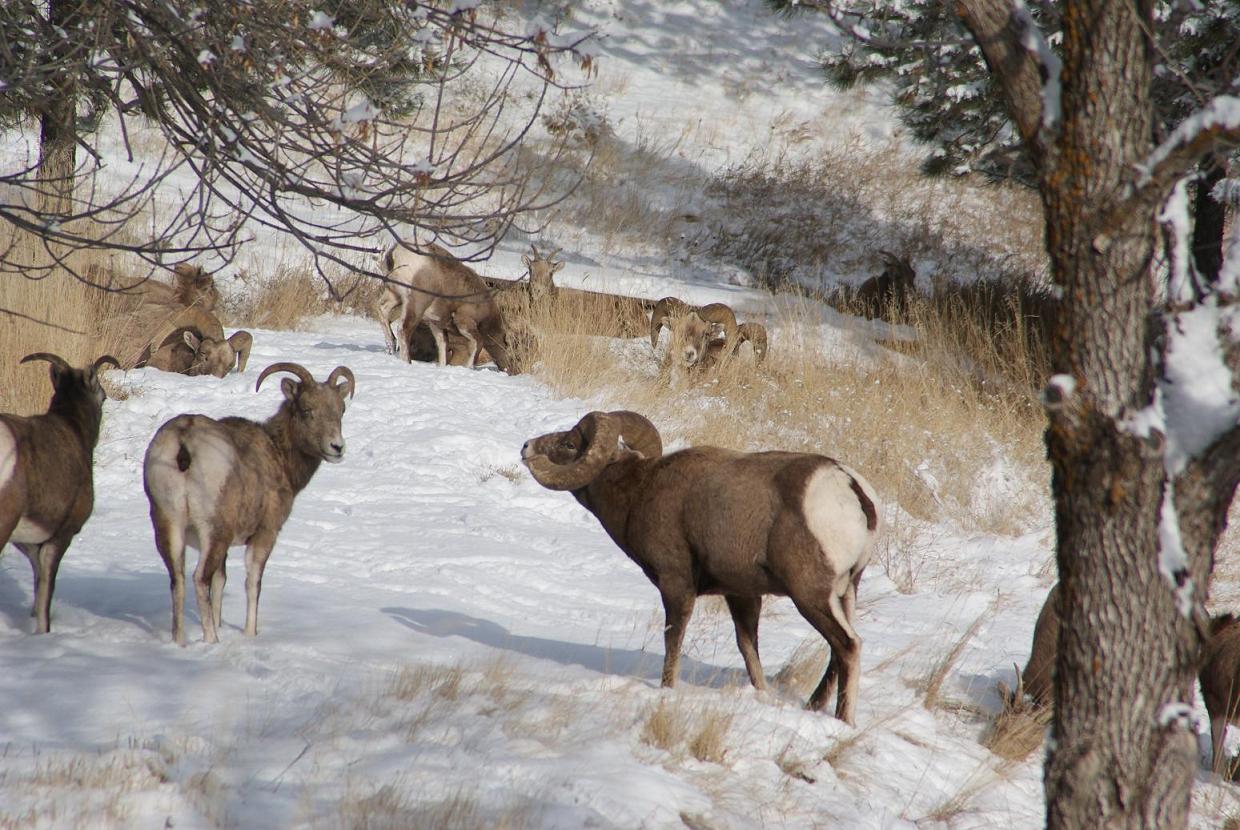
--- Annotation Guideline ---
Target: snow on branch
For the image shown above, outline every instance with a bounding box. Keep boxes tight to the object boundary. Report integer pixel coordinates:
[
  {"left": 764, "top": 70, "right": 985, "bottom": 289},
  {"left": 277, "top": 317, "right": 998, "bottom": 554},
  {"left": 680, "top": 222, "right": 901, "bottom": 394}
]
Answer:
[
  {"left": 1138, "top": 96, "right": 1240, "bottom": 192},
  {"left": 1010, "top": 0, "right": 1061, "bottom": 132}
]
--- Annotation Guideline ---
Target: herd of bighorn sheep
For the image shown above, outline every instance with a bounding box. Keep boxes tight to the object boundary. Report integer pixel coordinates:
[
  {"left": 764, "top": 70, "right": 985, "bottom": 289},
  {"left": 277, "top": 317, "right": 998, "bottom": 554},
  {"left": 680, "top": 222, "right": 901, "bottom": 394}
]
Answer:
[{"left": 9, "top": 247, "right": 1240, "bottom": 773}]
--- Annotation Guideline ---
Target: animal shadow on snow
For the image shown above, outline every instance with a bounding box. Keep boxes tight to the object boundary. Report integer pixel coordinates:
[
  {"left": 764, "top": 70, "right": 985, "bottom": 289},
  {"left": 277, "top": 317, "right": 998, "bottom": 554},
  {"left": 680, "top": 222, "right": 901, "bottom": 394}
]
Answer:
[
  {"left": 383, "top": 606, "right": 750, "bottom": 689},
  {"left": 309, "top": 339, "right": 388, "bottom": 355},
  {"left": 0, "top": 562, "right": 163, "bottom": 637}
]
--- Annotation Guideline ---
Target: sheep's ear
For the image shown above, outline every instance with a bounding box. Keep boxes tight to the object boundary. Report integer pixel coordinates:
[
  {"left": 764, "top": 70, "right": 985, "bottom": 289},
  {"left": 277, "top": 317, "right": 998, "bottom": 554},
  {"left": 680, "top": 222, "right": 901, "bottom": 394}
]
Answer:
[
  {"left": 522, "top": 255, "right": 532, "bottom": 269},
  {"left": 551, "top": 260, "right": 565, "bottom": 274},
  {"left": 280, "top": 377, "right": 300, "bottom": 401},
  {"left": 183, "top": 330, "right": 202, "bottom": 351}
]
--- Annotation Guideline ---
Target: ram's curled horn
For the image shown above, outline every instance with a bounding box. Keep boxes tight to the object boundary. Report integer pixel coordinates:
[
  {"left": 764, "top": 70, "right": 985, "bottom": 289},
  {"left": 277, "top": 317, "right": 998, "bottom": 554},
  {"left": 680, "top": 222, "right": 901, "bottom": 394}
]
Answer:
[
  {"left": 695, "top": 303, "right": 738, "bottom": 347},
  {"left": 649, "top": 296, "right": 690, "bottom": 349},
  {"left": 608, "top": 410, "right": 663, "bottom": 459},
  {"left": 736, "top": 322, "right": 768, "bottom": 363},
  {"left": 524, "top": 411, "right": 621, "bottom": 492},
  {"left": 20, "top": 352, "right": 73, "bottom": 371},
  {"left": 255, "top": 361, "right": 316, "bottom": 391},
  {"left": 227, "top": 331, "right": 254, "bottom": 373},
  {"left": 92, "top": 355, "right": 122, "bottom": 372},
  {"left": 326, "top": 365, "right": 357, "bottom": 399}
]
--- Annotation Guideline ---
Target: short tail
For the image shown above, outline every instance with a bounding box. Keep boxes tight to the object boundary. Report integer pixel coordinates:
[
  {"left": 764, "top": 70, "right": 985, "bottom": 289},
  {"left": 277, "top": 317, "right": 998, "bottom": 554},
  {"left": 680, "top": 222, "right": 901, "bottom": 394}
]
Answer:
[{"left": 176, "top": 441, "right": 192, "bottom": 472}]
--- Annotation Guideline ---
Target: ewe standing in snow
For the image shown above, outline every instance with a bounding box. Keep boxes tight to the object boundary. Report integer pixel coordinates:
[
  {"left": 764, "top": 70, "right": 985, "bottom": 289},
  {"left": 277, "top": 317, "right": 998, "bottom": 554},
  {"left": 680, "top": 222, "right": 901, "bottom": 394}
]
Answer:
[
  {"left": 0, "top": 353, "right": 119, "bottom": 633},
  {"left": 521, "top": 411, "right": 880, "bottom": 724},
  {"left": 143, "top": 362, "right": 355, "bottom": 645},
  {"left": 375, "top": 242, "right": 516, "bottom": 373}
]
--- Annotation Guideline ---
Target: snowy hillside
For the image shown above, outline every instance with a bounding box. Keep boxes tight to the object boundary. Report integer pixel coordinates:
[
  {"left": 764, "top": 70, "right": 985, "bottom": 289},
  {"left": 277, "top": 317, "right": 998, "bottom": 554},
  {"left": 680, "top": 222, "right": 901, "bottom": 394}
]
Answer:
[{"left": 3, "top": 0, "right": 1240, "bottom": 828}]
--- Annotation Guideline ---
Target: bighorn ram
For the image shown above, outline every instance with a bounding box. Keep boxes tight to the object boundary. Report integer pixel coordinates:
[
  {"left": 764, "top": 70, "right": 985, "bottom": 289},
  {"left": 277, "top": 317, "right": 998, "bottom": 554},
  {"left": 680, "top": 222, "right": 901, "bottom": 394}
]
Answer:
[
  {"left": 521, "top": 411, "right": 880, "bottom": 724},
  {"left": 650, "top": 298, "right": 768, "bottom": 369},
  {"left": 1200, "top": 613, "right": 1240, "bottom": 773},
  {"left": 143, "top": 362, "right": 355, "bottom": 644},
  {"left": 1, "top": 353, "right": 119, "bottom": 633},
  {"left": 141, "top": 328, "right": 253, "bottom": 378},
  {"left": 111, "top": 263, "right": 252, "bottom": 377},
  {"left": 375, "top": 242, "right": 515, "bottom": 373},
  {"left": 1000, "top": 582, "right": 1060, "bottom": 710}
]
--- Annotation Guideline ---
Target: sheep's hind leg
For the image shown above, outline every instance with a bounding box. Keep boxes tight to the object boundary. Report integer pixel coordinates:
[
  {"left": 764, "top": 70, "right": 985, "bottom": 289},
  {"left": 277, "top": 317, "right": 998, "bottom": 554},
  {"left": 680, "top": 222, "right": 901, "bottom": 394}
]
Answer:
[
  {"left": 658, "top": 580, "right": 696, "bottom": 688},
  {"left": 193, "top": 537, "right": 229, "bottom": 644},
  {"left": 152, "top": 514, "right": 188, "bottom": 645},
  {"left": 725, "top": 594, "right": 766, "bottom": 691}
]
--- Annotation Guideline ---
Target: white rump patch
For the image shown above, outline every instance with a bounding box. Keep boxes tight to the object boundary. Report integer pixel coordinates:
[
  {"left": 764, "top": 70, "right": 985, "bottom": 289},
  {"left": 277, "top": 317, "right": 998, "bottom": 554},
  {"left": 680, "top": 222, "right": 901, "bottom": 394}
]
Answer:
[
  {"left": 0, "top": 422, "right": 16, "bottom": 491},
  {"left": 802, "top": 464, "right": 874, "bottom": 576}
]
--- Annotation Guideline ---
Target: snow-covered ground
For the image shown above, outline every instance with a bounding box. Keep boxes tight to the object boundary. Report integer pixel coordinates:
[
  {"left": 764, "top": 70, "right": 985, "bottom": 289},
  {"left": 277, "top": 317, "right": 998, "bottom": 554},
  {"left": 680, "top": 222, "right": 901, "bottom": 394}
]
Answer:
[{"left": 4, "top": 0, "right": 1240, "bottom": 827}]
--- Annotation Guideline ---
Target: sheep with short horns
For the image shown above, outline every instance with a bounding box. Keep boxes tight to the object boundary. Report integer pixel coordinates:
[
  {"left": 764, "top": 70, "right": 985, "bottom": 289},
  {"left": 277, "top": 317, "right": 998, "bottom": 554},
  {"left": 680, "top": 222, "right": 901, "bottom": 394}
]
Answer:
[
  {"left": 521, "top": 411, "right": 880, "bottom": 724},
  {"left": 0, "top": 353, "right": 119, "bottom": 633},
  {"left": 143, "top": 362, "right": 355, "bottom": 644}
]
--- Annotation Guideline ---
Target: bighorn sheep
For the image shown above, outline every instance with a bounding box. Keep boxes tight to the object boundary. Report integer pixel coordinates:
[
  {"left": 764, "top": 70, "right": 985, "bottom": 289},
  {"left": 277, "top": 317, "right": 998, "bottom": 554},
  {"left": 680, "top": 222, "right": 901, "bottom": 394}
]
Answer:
[
  {"left": 143, "top": 362, "right": 355, "bottom": 644},
  {"left": 141, "top": 328, "right": 253, "bottom": 378},
  {"left": 1200, "top": 613, "right": 1240, "bottom": 773},
  {"left": 650, "top": 298, "right": 768, "bottom": 369},
  {"left": 1000, "top": 582, "right": 1060, "bottom": 711},
  {"left": 1, "top": 353, "right": 119, "bottom": 633},
  {"left": 838, "top": 252, "right": 916, "bottom": 320},
  {"left": 521, "top": 411, "right": 880, "bottom": 724},
  {"left": 375, "top": 242, "right": 516, "bottom": 373},
  {"left": 110, "top": 263, "right": 252, "bottom": 377},
  {"left": 522, "top": 243, "right": 564, "bottom": 307}
]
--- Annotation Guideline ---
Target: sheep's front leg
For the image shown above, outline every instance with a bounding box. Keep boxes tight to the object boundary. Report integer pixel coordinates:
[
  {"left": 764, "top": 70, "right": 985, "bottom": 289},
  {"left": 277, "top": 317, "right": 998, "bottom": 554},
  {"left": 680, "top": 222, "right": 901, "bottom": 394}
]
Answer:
[
  {"left": 211, "top": 556, "right": 227, "bottom": 629},
  {"left": 243, "top": 531, "right": 277, "bottom": 637}
]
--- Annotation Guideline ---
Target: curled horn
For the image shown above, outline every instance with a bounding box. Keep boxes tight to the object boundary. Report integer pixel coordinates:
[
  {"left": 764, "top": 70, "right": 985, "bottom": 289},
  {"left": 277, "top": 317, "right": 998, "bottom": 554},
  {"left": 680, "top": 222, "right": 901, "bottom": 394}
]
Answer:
[
  {"left": 326, "top": 365, "right": 356, "bottom": 399},
  {"left": 92, "top": 355, "right": 121, "bottom": 372},
  {"left": 524, "top": 412, "right": 621, "bottom": 491},
  {"left": 649, "top": 297, "right": 688, "bottom": 349},
  {"left": 696, "top": 303, "right": 738, "bottom": 348},
  {"left": 20, "top": 352, "right": 72, "bottom": 371},
  {"left": 607, "top": 410, "right": 662, "bottom": 459},
  {"left": 255, "top": 361, "right": 315, "bottom": 392}
]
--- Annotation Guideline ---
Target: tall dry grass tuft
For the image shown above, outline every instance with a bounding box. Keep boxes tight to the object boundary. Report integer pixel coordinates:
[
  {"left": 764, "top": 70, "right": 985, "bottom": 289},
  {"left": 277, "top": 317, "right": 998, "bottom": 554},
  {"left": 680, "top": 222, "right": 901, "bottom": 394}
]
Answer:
[
  {"left": 512, "top": 287, "right": 1046, "bottom": 534},
  {"left": 982, "top": 703, "right": 1051, "bottom": 761},
  {"left": 914, "top": 611, "right": 988, "bottom": 712},
  {"left": 0, "top": 231, "right": 139, "bottom": 413},
  {"left": 222, "top": 264, "right": 380, "bottom": 330}
]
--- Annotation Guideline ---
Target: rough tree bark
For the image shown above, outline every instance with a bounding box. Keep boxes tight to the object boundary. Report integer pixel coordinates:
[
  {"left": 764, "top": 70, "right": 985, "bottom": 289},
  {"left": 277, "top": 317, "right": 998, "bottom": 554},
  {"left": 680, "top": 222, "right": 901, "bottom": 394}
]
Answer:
[
  {"left": 954, "top": 0, "right": 1240, "bottom": 827},
  {"left": 37, "top": 0, "right": 79, "bottom": 216}
]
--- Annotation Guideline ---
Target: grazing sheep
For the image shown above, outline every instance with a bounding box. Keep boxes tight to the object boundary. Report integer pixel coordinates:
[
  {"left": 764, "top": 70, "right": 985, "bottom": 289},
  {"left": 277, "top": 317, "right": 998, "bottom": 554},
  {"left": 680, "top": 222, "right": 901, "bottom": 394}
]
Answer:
[
  {"left": 1200, "top": 613, "right": 1240, "bottom": 773},
  {"left": 521, "top": 411, "right": 880, "bottom": 724},
  {"left": 376, "top": 242, "right": 516, "bottom": 373},
  {"left": 0, "top": 353, "right": 119, "bottom": 633},
  {"left": 143, "top": 362, "right": 355, "bottom": 644},
  {"left": 649, "top": 298, "right": 738, "bottom": 352},
  {"left": 1000, "top": 582, "right": 1060, "bottom": 711},
  {"left": 734, "top": 322, "right": 768, "bottom": 363},
  {"left": 140, "top": 327, "right": 253, "bottom": 378}
]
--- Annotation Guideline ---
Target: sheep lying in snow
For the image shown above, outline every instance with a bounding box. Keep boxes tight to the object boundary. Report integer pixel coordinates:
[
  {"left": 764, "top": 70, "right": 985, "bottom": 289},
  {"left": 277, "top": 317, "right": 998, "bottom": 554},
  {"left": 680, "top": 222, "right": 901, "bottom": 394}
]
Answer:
[
  {"left": 522, "top": 410, "right": 880, "bottom": 724},
  {"left": 0, "top": 353, "right": 119, "bottom": 633},
  {"left": 141, "top": 328, "right": 254, "bottom": 378},
  {"left": 144, "top": 361, "right": 355, "bottom": 644}
]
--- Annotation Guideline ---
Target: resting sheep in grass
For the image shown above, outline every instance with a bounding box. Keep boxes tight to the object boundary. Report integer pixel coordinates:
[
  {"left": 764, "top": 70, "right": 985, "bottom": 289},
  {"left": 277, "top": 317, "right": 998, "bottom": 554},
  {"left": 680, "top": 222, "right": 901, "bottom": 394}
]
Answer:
[
  {"left": 521, "top": 410, "right": 880, "bottom": 724},
  {"left": 0, "top": 353, "right": 119, "bottom": 633},
  {"left": 144, "top": 362, "right": 355, "bottom": 644},
  {"left": 141, "top": 327, "right": 253, "bottom": 378}
]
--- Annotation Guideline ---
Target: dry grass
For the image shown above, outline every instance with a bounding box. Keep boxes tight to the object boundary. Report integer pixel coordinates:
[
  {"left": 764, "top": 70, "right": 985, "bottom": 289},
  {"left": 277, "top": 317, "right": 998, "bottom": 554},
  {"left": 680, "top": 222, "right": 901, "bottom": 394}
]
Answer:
[
  {"left": 638, "top": 696, "right": 734, "bottom": 764},
  {"left": 913, "top": 611, "right": 988, "bottom": 712},
  {"left": 982, "top": 703, "right": 1052, "bottom": 761},
  {"left": 222, "top": 263, "right": 379, "bottom": 330},
  {"left": 0, "top": 230, "right": 134, "bottom": 413},
  {"left": 512, "top": 287, "right": 1046, "bottom": 534},
  {"left": 334, "top": 781, "right": 539, "bottom": 830}
]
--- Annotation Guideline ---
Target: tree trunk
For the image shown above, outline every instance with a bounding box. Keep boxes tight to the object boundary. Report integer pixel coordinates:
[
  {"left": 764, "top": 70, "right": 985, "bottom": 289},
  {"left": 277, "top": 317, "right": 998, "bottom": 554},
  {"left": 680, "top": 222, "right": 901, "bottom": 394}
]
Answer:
[
  {"left": 1040, "top": 1, "right": 1204, "bottom": 827},
  {"left": 37, "top": 0, "right": 79, "bottom": 217}
]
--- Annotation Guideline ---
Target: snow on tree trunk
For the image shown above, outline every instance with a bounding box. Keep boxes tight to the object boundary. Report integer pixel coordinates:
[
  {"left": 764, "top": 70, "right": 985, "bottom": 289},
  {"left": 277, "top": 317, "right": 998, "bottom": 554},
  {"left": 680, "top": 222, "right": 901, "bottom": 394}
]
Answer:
[{"left": 1040, "top": 2, "right": 1201, "bottom": 827}]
